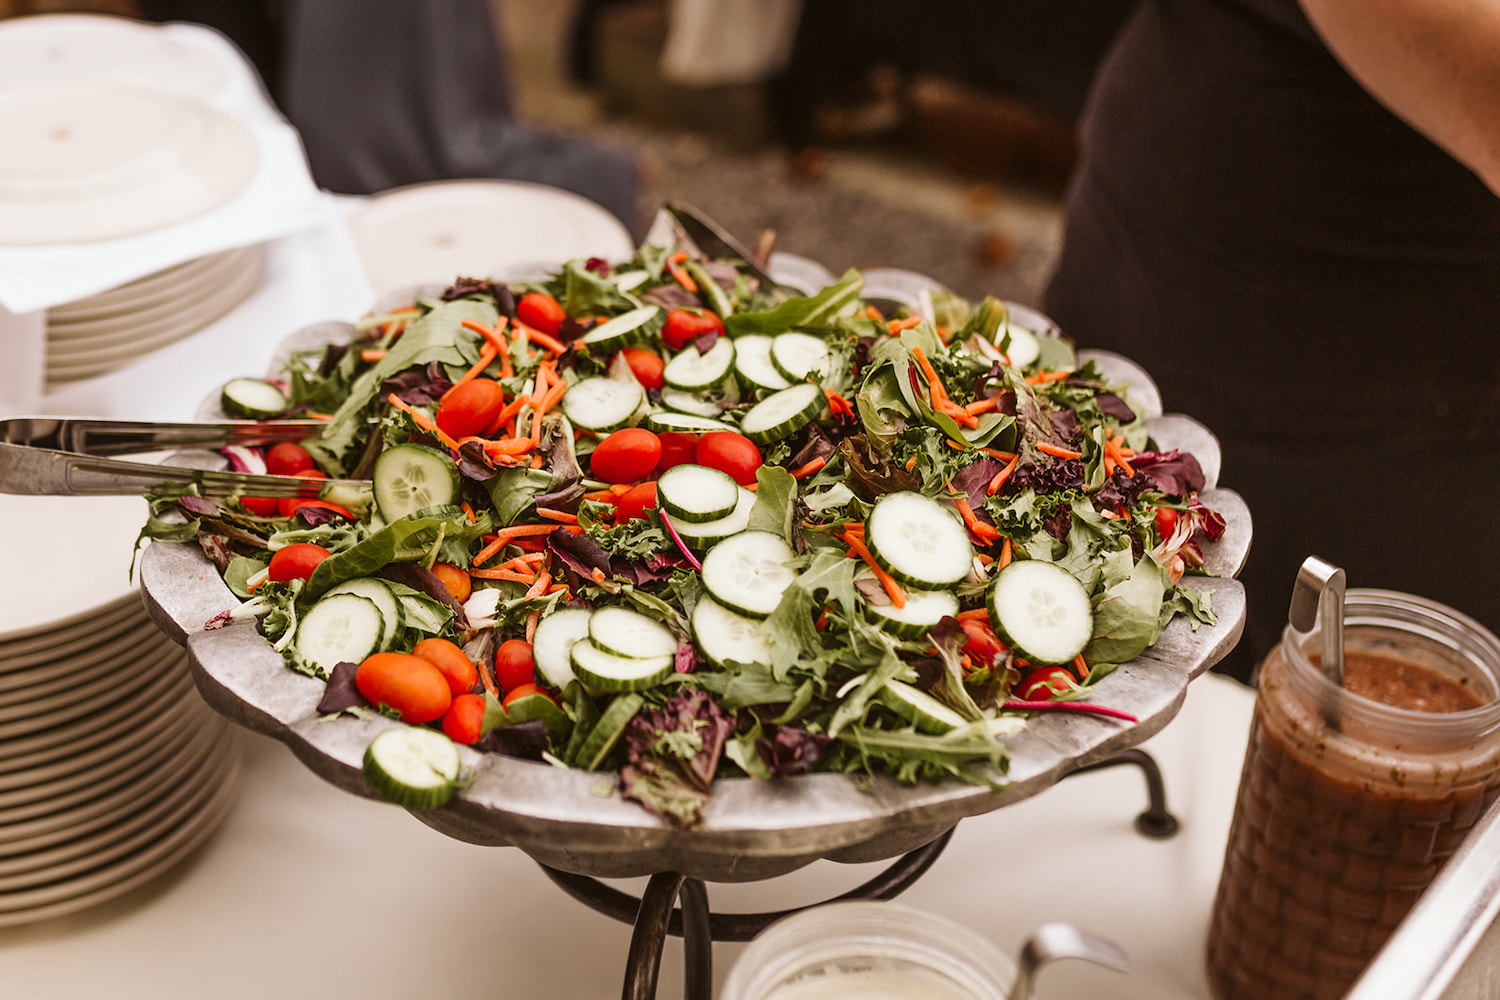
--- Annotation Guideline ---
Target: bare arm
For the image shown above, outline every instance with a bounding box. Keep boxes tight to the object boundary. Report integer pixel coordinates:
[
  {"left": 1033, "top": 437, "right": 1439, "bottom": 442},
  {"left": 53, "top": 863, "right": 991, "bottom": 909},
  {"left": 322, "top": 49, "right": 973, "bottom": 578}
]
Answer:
[{"left": 1297, "top": 0, "right": 1500, "bottom": 195}]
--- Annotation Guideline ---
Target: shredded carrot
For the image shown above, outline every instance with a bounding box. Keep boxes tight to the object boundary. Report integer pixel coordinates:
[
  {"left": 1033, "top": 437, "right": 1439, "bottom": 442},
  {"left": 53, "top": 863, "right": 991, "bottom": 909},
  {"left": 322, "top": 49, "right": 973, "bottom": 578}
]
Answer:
[
  {"left": 461, "top": 317, "right": 510, "bottom": 354},
  {"left": 909, "top": 346, "right": 949, "bottom": 406},
  {"left": 590, "top": 567, "right": 606, "bottom": 583},
  {"left": 865, "top": 305, "right": 884, "bottom": 320},
  {"left": 905, "top": 455, "right": 919, "bottom": 472},
  {"left": 461, "top": 502, "right": 477, "bottom": 524},
  {"left": 667, "top": 251, "right": 699, "bottom": 293},
  {"left": 469, "top": 568, "right": 539, "bottom": 583},
  {"left": 525, "top": 608, "right": 542, "bottom": 644},
  {"left": 1036, "top": 442, "right": 1083, "bottom": 460},
  {"left": 983, "top": 448, "right": 1017, "bottom": 462},
  {"left": 964, "top": 397, "right": 1000, "bottom": 416},
  {"left": 823, "top": 388, "right": 854, "bottom": 417},
  {"left": 485, "top": 436, "right": 535, "bottom": 457},
  {"left": 954, "top": 497, "right": 1001, "bottom": 542},
  {"left": 887, "top": 316, "right": 922, "bottom": 336},
  {"left": 791, "top": 456, "right": 827, "bottom": 479},
  {"left": 1025, "top": 369, "right": 1073, "bottom": 385},
  {"left": 360, "top": 348, "right": 387, "bottom": 363},
  {"left": 1104, "top": 431, "right": 1135, "bottom": 476},
  {"left": 996, "top": 537, "right": 1013, "bottom": 570},
  {"left": 488, "top": 396, "right": 529, "bottom": 438},
  {"left": 476, "top": 657, "right": 499, "bottom": 698},
  {"left": 445, "top": 344, "right": 499, "bottom": 396},
  {"left": 841, "top": 531, "right": 906, "bottom": 609},
  {"left": 976, "top": 553, "right": 994, "bottom": 565},
  {"left": 526, "top": 329, "right": 568, "bottom": 355},
  {"left": 537, "top": 378, "right": 568, "bottom": 417},
  {"left": 386, "top": 393, "right": 461, "bottom": 452},
  {"left": 529, "top": 453, "right": 544, "bottom": 468},
  {"left": 814, "top": 609, "right": 830, "bottom": 632},
  {"left": 535, "top": 508, "right": 579, "bottom": 524},
  {"left": 472, "top": 524, "right": 564, "bottom": 566},
  {"left": 581, "top": 489, "right": 618, "bottom": 503},
  {"left": 304, "top": 411, "right": 334, "bottom": 422},
  {"left": 987, "top": 453, "right": 1021, "bottom": 495},
  {"left": 525, "top": 570, "right": 552, "bottom": 600},
  {"left": 1072, "top": 653, "right": 1090, "bottom": 680},
  {"left": 956, "top": 608, "right": 991, "bottom": 622}
]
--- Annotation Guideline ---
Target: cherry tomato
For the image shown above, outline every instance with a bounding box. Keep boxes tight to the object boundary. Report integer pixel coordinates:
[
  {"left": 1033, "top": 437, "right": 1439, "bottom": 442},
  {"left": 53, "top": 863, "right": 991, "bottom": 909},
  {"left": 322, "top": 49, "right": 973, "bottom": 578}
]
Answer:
[
  {"left": 355, "top": 652, "right": 452, "bottom": 724},
  {"left": 411, "top": 636, "right": 480, "bottom": 696},
  {"left": 266, "top": 543, "right": 330, "bottom": 582},
  {"left": 278, "top": 469, "right": 329, "bottom": 517},
  {"left": 516, "top": 292, "right": 566, "bottom": 336},
  {"left": 655, "top": 431, "right": 699, "bottom": 475},
  {"left": 661, "top": 308, "right": 724, "bottom": 351},
  {"left": 960, "top": 619, "right": 1006, "bottom": 667},
  {"left": 695, "top": 431, "right": 762, "bottom": 486},
  {"left": 502, "top": 682, "right": 558, "bottom": 710},
  {"left": 436, "top": 378, "right": 506, "bottom": 439},
  {"left": 494, "top": 639, "right": 537, "bottom": 693},
  {"left": 590, "top": 428, "right": 662, "bottom": 483},
  {"left": 441, "top": 693, "right": 487, "bottom": 745},
  {"left": 240, "top": 495, "right": 281, "bottom": 517},
  {"left": 1154, "top": 506, "right": 1180, "bottom": 539},
  {"left": 614, "top": 481, "right": 659, "bottom": 523},
  {"left": 617, "top": 347, "right": 665, "bottom": 391},
  {"left": 1016, "top": 666, "right": 1078, "bottom": 702},
  {"left": 430, "top": 561, "right": 472, "bottom": 603},
  {"left": 265, "top": 442, "right": 315, "bottom": 476}
]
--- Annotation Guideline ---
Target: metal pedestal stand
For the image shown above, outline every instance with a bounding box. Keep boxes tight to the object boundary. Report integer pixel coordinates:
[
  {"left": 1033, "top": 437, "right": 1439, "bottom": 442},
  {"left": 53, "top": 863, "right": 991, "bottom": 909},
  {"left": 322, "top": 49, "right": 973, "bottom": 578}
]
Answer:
[{"left": 540, "top": 748, "right": 1178, "bottom": 1000}]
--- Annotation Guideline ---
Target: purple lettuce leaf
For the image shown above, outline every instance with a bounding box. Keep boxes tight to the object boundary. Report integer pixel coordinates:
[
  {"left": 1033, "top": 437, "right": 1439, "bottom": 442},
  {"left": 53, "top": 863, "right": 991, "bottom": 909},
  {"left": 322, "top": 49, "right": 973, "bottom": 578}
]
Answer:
[
  {"left": 755, "top": 726, "right": 834, "bottom": 777},
  {"left": 381, "top": 361, "right": 454, "bottom": 406},
  {"left": 619, "top": 688, "right": 733, "bottom": 829},
  {"left": 1131, "top": 450, "right": 1206, "bottom": 498}
]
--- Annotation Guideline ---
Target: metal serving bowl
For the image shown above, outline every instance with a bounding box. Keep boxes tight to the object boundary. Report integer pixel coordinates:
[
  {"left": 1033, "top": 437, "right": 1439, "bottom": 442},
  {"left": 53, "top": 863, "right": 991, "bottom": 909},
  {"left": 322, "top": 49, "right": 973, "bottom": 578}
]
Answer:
[{"left": 138, "top": 309, "right": 1251, "bottom": 883}]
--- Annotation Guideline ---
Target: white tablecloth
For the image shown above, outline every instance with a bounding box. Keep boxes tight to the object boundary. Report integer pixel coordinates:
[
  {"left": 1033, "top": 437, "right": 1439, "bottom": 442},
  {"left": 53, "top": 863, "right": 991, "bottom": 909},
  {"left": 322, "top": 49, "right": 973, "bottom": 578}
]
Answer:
[{"left": 0, "top": 674, "right": 1256, "bottom": 1000}]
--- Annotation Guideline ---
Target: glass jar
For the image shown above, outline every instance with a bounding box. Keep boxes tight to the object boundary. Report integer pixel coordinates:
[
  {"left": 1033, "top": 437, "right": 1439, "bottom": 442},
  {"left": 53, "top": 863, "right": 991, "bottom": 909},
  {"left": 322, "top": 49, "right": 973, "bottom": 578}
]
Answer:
[
  {"left": 1206, "top": 589, "right": 1500, "bottom": 1000},
  {"left": 720, "top": 901, "right": 1017, "bottom": 1000}
]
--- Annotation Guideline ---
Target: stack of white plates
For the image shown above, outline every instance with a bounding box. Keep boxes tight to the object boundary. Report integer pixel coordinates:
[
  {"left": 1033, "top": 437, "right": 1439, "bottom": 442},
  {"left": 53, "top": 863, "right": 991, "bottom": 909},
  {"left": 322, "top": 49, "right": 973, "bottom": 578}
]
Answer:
[
  {"left": 0, "top": 494, "right": 241, "bottom": 927},
  {"left": 43, "top": 245, "right": 263, "bottom": 388}
]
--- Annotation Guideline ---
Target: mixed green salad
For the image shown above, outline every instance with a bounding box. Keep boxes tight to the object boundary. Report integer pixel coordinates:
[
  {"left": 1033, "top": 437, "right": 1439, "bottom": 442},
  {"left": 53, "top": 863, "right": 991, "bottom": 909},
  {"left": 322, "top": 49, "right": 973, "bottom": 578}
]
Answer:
[{"left": 142, "top": 245, "right": 1225, "bottom": 828}]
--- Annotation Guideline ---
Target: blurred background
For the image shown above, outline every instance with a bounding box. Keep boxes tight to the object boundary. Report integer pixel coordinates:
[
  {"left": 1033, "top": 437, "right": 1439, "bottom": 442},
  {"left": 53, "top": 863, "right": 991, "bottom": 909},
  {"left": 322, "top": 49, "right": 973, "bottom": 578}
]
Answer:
[{"left": 0, "top": 0, "right": 1136, "bottom": 307}]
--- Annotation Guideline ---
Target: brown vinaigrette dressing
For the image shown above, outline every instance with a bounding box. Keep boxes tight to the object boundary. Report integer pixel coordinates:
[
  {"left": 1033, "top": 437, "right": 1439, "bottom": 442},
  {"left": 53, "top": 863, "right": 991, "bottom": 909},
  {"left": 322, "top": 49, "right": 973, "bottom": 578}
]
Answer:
[{"left": 1207, "top": 638, "right": 1500, "bottom": 1000}]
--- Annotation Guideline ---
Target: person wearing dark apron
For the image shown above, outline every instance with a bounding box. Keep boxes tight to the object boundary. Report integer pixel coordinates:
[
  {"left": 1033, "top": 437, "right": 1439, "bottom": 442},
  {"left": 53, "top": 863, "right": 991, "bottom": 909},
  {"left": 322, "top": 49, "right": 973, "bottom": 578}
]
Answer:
[{"left": 1045, "top": 0, "right": 1500, "bottom": 682}]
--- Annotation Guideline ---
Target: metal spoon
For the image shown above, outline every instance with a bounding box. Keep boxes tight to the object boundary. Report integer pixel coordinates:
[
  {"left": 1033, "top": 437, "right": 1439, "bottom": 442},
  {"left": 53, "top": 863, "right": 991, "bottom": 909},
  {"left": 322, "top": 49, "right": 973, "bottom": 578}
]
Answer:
[
  {"left": 1006, "top": 923, "right": 1129, "bottom": 1000},
  {"left": 1289, "top": 555, "right": 1347, "bottom": 687}
]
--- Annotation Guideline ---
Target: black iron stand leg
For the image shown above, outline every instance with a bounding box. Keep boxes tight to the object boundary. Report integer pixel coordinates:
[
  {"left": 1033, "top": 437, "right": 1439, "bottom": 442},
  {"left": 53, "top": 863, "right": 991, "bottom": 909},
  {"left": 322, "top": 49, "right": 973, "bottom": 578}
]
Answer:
[
  {"left": 622, "top": 872, "right": 713, "bottom": 1000},
  {"left": 1069, "top": 747, "right": 1178, "bottom": 838}
]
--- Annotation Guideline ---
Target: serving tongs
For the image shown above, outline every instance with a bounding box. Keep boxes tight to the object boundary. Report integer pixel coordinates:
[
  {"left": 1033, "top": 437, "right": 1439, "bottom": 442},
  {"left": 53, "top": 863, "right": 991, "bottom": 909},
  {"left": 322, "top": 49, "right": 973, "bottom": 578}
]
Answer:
[
  {"left": 0, "top": 416, "right": 369, "bottom": 499},
  {"left": 656, "top": 202, "right": 793, "bottom": 297}
]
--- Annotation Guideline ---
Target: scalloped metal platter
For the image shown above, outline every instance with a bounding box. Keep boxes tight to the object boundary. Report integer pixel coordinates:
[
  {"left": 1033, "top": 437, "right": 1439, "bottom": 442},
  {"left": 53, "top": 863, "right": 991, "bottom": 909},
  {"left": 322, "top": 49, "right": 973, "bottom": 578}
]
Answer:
[{"left": 139, "top": 298, "right": 1250, "bottom": 883}]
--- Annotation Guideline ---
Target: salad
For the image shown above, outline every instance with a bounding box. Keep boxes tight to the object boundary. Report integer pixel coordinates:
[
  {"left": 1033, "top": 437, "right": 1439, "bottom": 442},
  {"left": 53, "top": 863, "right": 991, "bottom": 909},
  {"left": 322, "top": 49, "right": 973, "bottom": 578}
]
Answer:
[{"left": 142, "top": 246, "right": 1225, "bottom": 829}]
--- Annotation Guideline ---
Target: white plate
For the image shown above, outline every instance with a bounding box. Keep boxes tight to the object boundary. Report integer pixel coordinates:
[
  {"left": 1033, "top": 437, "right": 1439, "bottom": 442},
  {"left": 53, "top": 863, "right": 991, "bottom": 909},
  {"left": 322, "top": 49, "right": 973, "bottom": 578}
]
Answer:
[
  {"left": 350, "top": 179, "right": 634, "bottom": 295},
  {"left": 0, "top": 655, "right": 190, "bottom": 770},
  {"left": 0, "top": 689, "right": 199, "bottom": 805},
  {"left": 0, "top": 83, "right": 259, "bottom": 246},
  {"left": 0, "top": 732, "right": 237, "bottom": 894},
  {"left": 0, "top": 635, "right": 182, "bottom": 741},
  {"left": 0, "top": 14, "right": 226, "bottom": 97},
  {"left": 0, "top": 494, "right": 147, "bottom": 638},
  {"left": 0, "top": 746, "right": 238, "bottom": 926},
  {"left": 47, "top": 251, "right": 261, "bottom": 351},
  {"left": 43, "top": 256, "right": 262, "bottom": 380},
  {"left": 0, "top": 596, "right": 145, "bottom": 668},
  {"left": 47, "top": 246, "right": 257, "bottom": 332},
  {"left": 47, "top": 247, "right": 253, "bottom": 322},
  {"left": 0, "top": 617, "right": 170, "bottom": 692},
  {"left": 0, "top": 714, "right": 225, "bottom": 855},
  {"left": 0, "top": 624, "right": 177, "bottom": 723}
]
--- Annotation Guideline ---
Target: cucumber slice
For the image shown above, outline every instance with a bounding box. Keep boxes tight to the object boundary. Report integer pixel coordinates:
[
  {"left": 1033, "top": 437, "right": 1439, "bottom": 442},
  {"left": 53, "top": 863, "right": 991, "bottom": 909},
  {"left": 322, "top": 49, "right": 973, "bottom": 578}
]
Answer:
[
  {"left": 663, "top": 337, "right": 736, "bottom": 391},
  {"left": 579, "top": 305, "right": 661, "bottom": 353},
  {"left": 733, "top": 335, "right": 792, "bottom": 392},
  {"left": 660, "top": 380, "right": 740, "bottom": 417},
  {"left": 692, "top": 596, "right": 773, "bottom": 667},
  {"left": 770, "top": 332, "right": 833, "bottom": 382},
  {"left": 877, "top": 679, "right": 967, "bottom": 734},
  {"left": 363, "top": 727, "right": 462, "bottom": 809},
  {"left": 614, "top": 270, "right": 650, "bottom": 293},
  {"left": 373, "top": 443, "right": 459, "bottom": 522},
  {"left": 700, "top": 530, "right": 798, "bottom": 619},
  {"left": 866, "top": 491, "right": 974, "bottom": 589},
  {"left": 562, "top": 376, "right": 646, "bottom": 432},
  {"left": 572, "top": 693, "right": 645, "bottom": 770},
  {"left": 738, "top": 382, "right": 824, "bottom": 445},
  {"left": 220, "top": 378, "right": 288, "bottom": 418},
  {"left": 587, "top": 606, "right": 678, "bottom": 660},
  {"left": 325, "top": 577, "right": 403, "bottom": 650},
  {"left": 664, "top": 486, "right": 755, "bottom": 551},
  {"left": 570, "top": 638, "right": 674, "bottom": 693},
  {"left": 294, "top": 594, "right": 384, "bottom": 677},
  {"left": 656, "top": 464, "right": 740, "bottom": 523},
  {"left": 531, "top": 607, "right": 592, "bottom": 689},
  {"left": 858, "top": 572, "right": 959, "bottom": 640},
  {"left": 997, "top": 324, "right": 1041, "bottom": 369},
  {"left": 986, "top": 559, "right": 1093, "bottom": 665},
  {"left": 640, "top": 411, "right": 738, "bottom": 435}
]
